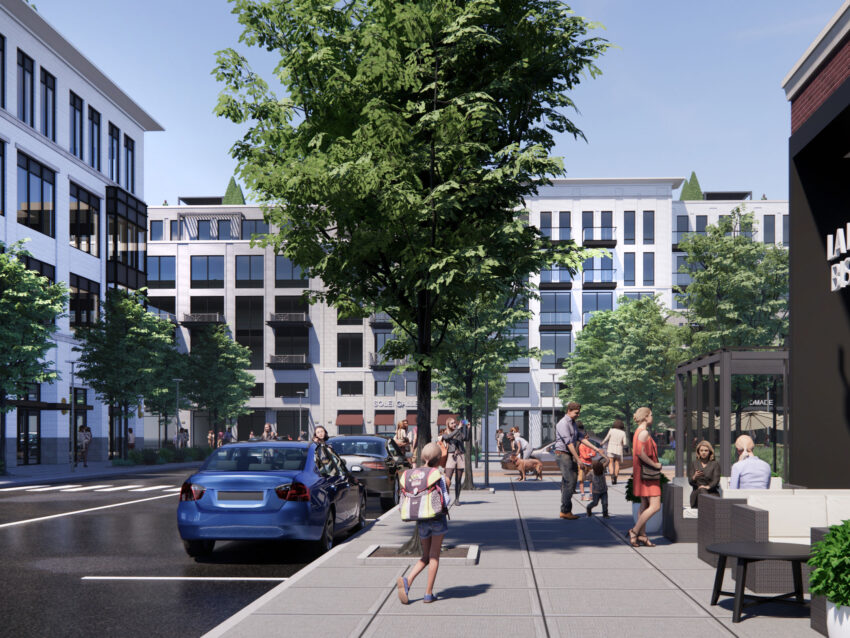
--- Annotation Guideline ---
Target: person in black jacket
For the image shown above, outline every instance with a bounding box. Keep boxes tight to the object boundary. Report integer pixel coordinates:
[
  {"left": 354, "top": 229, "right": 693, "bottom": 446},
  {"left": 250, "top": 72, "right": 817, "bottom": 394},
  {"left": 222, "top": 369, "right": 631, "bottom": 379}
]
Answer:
[{"left": 689, "top": 440, "right": 720, "bottom": 508}]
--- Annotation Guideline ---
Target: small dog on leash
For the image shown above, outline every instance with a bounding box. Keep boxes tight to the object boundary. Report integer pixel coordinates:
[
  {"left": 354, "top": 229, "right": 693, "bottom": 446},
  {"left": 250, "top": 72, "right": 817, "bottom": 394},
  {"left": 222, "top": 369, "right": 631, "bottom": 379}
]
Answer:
[{"left": 511, "top": 454, "right": 543, "bottom": 481}]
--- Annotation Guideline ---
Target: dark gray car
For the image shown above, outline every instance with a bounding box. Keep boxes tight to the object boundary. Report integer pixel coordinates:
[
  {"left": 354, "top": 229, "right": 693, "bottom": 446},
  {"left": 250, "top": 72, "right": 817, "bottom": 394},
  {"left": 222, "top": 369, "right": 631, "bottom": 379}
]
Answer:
[{"left": 328, "top": 435, "right": 410, "bottom": 510}]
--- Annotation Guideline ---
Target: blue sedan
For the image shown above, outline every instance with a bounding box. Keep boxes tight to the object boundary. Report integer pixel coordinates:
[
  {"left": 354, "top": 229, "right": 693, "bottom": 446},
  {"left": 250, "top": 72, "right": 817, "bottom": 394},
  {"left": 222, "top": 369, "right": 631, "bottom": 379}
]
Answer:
[{"left": 177, "top": 441, "right": 366, "bottom": 558}]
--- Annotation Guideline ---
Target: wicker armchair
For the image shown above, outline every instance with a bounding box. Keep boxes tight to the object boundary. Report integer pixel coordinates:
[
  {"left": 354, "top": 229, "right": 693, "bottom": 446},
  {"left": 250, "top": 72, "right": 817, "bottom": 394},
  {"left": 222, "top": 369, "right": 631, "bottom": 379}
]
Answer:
[{"left": 662, "top": 479, "right": 699, "bottom": 542}]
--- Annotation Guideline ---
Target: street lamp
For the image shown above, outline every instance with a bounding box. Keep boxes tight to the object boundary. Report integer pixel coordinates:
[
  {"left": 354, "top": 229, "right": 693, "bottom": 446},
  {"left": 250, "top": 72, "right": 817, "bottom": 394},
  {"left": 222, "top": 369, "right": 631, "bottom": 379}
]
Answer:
[
  {"left": 296, "top": 391, "right": 305, "bottom": 441},
  {"left": 173, "top": 378, "right": 182, "bottom": 447},
  {"left": 66, "top": 360, "right": 76, "bottom": 470},
  {"left": 484, "top": 377, "right": 490, "bottom": 488},
  {"left": 552, "top": 372, "right": 559, "bottom": 438}
]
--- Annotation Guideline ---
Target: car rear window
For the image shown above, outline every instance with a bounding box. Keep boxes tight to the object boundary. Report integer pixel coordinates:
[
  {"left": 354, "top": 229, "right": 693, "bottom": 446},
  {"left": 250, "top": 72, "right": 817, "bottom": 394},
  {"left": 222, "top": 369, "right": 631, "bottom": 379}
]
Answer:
[
  {"left": 329, "top": 439, "right": 386, "bottom": 457},
  {"left": 204, "top": 446, "right": 307, "bottom": 472}
]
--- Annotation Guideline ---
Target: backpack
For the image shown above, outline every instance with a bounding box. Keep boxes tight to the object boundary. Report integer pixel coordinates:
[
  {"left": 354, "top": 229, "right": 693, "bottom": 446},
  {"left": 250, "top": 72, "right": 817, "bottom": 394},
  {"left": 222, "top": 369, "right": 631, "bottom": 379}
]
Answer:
[{"left": 399, "top": 467, "right": 447, "bottom": 521}]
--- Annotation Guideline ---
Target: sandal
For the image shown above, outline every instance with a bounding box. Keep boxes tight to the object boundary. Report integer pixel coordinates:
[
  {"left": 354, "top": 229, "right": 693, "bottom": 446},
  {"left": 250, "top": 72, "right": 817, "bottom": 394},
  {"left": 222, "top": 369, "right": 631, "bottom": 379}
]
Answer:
[
  {"left": 396, "top": 577, "right": 409, "bottom": 604},
  {"left": 423, "top": 593, "right": 438, "bottom": 603},
  {"left": 627, "top": 529, "right": 640, "bottom": 548},
  {"left": 638, "top": 535, "right": 656, "bottom": 547}
]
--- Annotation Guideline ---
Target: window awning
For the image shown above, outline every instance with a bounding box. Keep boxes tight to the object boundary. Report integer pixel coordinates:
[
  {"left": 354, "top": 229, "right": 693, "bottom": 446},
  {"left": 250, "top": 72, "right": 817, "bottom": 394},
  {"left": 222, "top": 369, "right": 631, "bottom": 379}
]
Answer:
[
  {"left": 405, "top": 412, "right": 417, "bottom": 426},
  {"left": 436, "top": 413, "right": 460, "bottom": 426},
  {"left": 374, "top": 413, "right": 395, "bottom": 426},
  {"left": 336, "top": 413, "right": 363, "bottom": 426}
]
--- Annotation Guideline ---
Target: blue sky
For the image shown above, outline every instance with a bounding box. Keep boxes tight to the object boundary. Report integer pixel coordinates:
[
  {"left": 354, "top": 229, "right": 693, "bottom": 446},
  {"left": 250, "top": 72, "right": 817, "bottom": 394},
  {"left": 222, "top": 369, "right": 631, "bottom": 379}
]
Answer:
[{"left": 34, "top": 0, "right": 842, "bottom": 204}]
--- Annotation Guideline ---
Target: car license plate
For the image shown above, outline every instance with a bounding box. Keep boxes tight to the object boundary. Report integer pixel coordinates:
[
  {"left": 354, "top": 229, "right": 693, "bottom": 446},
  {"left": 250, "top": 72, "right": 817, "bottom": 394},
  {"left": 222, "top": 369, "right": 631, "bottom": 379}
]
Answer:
[{"left": 217, "top": 491, "right": 264, "bottom": 501}]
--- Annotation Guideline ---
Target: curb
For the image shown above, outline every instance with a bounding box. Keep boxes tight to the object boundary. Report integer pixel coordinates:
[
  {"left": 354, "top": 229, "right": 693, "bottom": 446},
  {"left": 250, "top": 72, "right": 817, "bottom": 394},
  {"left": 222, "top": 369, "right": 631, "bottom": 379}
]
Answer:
[{"left": 0, "top": 461, "right": 204, "bottom": 488}]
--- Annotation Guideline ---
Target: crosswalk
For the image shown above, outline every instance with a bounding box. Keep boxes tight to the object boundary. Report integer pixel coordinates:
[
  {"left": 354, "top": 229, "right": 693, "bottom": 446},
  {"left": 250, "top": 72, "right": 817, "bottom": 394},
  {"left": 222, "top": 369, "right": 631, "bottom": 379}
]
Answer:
[{"left": 0, "top": 483, "right": 182, "bottom": 494}]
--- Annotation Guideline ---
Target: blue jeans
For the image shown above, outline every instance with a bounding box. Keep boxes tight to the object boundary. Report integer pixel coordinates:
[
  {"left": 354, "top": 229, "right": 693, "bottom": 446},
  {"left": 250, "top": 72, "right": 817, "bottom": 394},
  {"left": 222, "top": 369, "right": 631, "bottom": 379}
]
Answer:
[
  {"left": 588, "top": 491, "right": 608, "bottom": 514},
  {"left": 556, "top": 453, "right": 577, "bottom": 514}
]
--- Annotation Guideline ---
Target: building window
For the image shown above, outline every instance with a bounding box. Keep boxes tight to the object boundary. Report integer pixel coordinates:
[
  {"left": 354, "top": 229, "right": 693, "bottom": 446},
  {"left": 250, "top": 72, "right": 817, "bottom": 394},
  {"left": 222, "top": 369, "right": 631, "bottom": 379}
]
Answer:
[
  {"left": 374, "top": 380, "right": 394, "bottom": 396},
  {"left": 540, "top": 382, "right": 564, "bottom": 398},
  {"left": 170, "top": 220, "right": 180, "bottom": 240},
  {"left": 337, "top": 333, "right": 362, "bottom": 367},
  {"left": 69, "top": 273, "right": 100, "bottom": 327},
  {"left": 40, "top": 69, "right": 55, "bottom": 141},
  {"left": 540, "top": 263, "right": 572, "bottom": 284},
  {"left": 540, "top": 211, "right": 552, "bottom": 239},
  {"left": 582, "top": 210, "right": 593, "bottom": 241},
  {"left": 21, "top": 255, "right": 55, "bottom": 282},
  {"left": 643, "top": 252, "right": 655, "bottom": 286},
  {"left": 124, "top": 136, "right": 135, "bottom": 193},
  {"left": 643, "top": 210, "right": 655, "bottom": 244},
  {"left": 275, "top": 383, "right": 309, "bottom": 398},
  {"left": 275, "top": 255, "right": 306, "bottom": 287},
  {"left": 236, "top": 255, "right": 264, "bottom": 288},
  {"left": 624, "top": 211, "right": 635, "bottom": 245},
  {"left": 337, "top": 310, "right": 363, "bottom": 325},
  {"left": 499, "top": 410, "right": 530, "bottom": 439},
  {"left": 624, "top": 252, "right": 635, "bottom": 286},
  {"left": 69, "top": 92, "right": 83, "bottom": 159},
  {"left": 541, "top": 332, "right": 572, "bottom": 369},
  {"left": 108, "top": 123, "right": 120, "bottom": 181},
  {"left": 197, "top": 220, "right": 212, "bottom": 240},
  {"left": 503, "top": 382, "right": 529, "bottom": 398},
  {"left": 149, "top": 220, "right": 163, "bottom": 241},
  {"left": 540, "top": 291, "right": 571, "bottom": 325},
  {"left": 88, "top": 107, "right": 100, "bottom": 170},
  {"left": 783, "top": 215, "right": 789, "bottom": 247},
  {"left": 251, "top": 383, "right": 264, "bottom": 398},
  {"left": 147, "top": 296, "right": 175, "bottom": 320},
  {"left": 624, "top": 291, "right": 654, "bottom": 303},
  {"left": 235, "top": 296, "right": 264, "bottom": 369},
  {"left": 242, "top": 219, "right": 269, "bottom": 239},
  {"left": 600, "top": 211, "right": 613, "bottom": 240},
  {"left": 190, "top": 256, "right": 224, "bottom": 288},
  {"left": 558, "top": 211, "right": 571, "bottom": 241},
  {"left": 673, "top": 254, "right": 690, "bottom": 288},
  {"left": 274, "top": 326, "right": 308, "bottom": 358},
  {"left": 69, "top": 183, "right": 100, "bottom": 256},
  {"left": 0, "top": 142, "right": 4, "bottom": 216},
  {"left": 674, "top": 215, "right": 688, "bottom": 244},
  {"left": 582, "top": 256, "right": 614, "bottom": 283},
  {"left": 509, "top": 315, "right": 529, "bottom": 368},
  {"left": 147, "top": 256, "right": 175, "bottom": 288},
  {"left": 582, "top": 291, "right": 613, "bottom": 326},
  {"left": 17, "top": 153, "right": 55, "bottom": 237},
  {"left": 190, "top": 296, "right": 224, "bottom": 316},
  {"left": 406, "top": 380, "right": 417, "bottom": 396},
  {"left": 338, "top": 381, "right": 363, "bottom": 396},
  {"left": 696, "top": 215, "right": 708, "bottom": 234},
  {"left": 218, "top": 219, "right": 232, "bottom": 241},
  {"left": 763, "top": 215, "right": 775, "bottom": 244},
  {"left": 17, "top": 49, "right": 34, "bottom": 126},
  {"left": 375, "top": 330, "right": 395, "bottom": 353},
  {"left": 105, "top": 190, "right": 146, "bottom": 275}
]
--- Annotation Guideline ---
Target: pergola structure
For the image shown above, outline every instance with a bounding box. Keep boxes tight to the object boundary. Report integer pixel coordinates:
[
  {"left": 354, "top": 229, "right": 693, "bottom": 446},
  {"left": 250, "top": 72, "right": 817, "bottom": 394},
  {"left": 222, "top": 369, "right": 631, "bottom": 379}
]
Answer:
[{"left": 674, "top": 348, "right": 789, "bottom": 478}]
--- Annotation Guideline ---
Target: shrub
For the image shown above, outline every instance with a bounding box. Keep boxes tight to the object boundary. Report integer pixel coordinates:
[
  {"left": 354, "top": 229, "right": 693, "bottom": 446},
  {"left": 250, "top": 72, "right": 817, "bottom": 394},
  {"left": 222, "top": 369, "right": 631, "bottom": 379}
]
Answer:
[
  {"left": 128, "top": 449, "right": 144, "bottom": 464},
  {"left": 158, "top": 447, "right": 176, "bottom": 464},
  {"left": 810, "top": 520, "right": 850, "bottom": 607},
  {"left": 111, "top": 458, "right": 135, "bottom": 466},
  {"left": 173, "top": 447, "right": 187, "bottom": 462},
  {"left": 624, "top": 474, "right": 669, "bottom": 503}
]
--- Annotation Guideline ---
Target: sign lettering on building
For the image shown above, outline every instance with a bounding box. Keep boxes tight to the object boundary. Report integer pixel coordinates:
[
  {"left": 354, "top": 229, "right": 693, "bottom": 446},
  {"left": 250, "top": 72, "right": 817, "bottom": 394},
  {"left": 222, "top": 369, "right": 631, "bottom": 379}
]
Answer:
[{"left": 827, "top": 224, "right": 850, "bottom": 291}]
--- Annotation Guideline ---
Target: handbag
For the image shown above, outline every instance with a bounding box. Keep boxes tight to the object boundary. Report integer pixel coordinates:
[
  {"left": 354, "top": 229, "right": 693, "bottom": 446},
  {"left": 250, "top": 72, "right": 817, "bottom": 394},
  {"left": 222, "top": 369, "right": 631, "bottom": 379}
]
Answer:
[{"left": 640, "top": 458, "right": 661, "bottom": 481}]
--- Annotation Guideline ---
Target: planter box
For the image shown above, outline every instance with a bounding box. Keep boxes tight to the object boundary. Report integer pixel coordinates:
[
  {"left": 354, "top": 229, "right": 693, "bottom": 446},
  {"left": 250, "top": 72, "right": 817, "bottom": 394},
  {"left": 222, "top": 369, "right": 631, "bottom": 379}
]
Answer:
[
  {"left": 827, "top": 601, "right": 850, "bottom": 637},
  {"left": 632, "top": 502, "right": 662, "bottom": 534}
]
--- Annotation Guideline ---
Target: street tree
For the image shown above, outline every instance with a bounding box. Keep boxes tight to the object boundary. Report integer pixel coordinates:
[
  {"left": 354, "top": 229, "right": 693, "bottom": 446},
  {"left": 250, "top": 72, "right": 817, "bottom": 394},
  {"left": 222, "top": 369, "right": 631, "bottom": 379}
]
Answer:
[
  {"left": 562, "top": 295, "right": 682, "bottom": 434},
  {"left": 143, "top": 341, "right": 191, "bottom": 448},
  {"left": 214, "top": 0, "right": 608, "bottom": 457},
  {"left": 0, "top": 242, "right": 67, "bottom": 469},
  {"left": 183, "top": 325, "right": 254, "bottom": 442},
  {"left": 75, "top": 289, "right": 176, "bottom": 459}
]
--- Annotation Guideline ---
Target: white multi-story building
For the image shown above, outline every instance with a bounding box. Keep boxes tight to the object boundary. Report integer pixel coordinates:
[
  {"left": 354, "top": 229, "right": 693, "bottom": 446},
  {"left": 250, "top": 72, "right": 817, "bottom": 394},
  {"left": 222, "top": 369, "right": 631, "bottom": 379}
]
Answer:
[
  {"left": 0, "top": 0, "right": 161, "bottom": 470},
  {"left": 146, "top": 179, "right": 787, "bottom": 451}
]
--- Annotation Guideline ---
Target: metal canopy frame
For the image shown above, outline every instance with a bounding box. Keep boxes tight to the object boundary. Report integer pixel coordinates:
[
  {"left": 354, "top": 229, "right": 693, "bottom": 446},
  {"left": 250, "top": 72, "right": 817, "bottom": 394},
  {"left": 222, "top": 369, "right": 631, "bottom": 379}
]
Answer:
[{"left": 674, "top": 348, "right": 789, "bottom": 478}]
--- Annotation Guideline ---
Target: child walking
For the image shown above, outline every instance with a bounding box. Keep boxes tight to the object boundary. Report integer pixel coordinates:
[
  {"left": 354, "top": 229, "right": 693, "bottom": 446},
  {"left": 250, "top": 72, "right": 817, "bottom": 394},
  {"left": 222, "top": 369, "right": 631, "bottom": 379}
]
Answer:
[
  {"left": 397, "top": 442, "right": 450, "bottom": 604},
  {"left": 586, "top": 456, "right": 610, "bottom": 517}
]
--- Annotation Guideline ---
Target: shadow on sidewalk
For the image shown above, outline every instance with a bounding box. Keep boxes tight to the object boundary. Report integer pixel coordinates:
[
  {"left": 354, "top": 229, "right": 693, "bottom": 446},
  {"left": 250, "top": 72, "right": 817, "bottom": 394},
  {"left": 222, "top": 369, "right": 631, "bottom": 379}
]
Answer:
[{"left": 435, "top": 584, "right": 492, "bottom": 600}]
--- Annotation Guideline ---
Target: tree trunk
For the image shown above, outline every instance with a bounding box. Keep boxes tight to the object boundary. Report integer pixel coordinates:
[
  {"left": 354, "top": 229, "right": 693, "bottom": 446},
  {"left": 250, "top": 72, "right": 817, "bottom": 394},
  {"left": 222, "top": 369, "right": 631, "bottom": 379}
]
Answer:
[
  {"left": 0, "top": 393, "right": 7, "bottom": 473},
  {"left": 123, "top": 402, "right": 130, "bottom": 460}
]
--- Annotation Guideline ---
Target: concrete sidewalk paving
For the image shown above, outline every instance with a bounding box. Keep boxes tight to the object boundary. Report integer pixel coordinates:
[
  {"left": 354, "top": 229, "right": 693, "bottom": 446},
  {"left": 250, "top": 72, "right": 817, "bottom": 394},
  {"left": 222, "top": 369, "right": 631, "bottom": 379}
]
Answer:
[{"left": 203, "top": 463, "right": 818, "bottom": 638}]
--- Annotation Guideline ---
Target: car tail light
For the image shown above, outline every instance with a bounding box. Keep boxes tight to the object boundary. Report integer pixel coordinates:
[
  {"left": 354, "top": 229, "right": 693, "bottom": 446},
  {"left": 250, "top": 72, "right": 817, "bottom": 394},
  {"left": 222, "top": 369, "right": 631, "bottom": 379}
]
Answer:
[
  {"left": 275, "top": 482, "right": 310, "bottom": 501},
  {"left": 180, "top": 482, "right": 205, "bottom": 501},
  {"left": 361, "top": 461, "right": 385, "bottom": 471}
]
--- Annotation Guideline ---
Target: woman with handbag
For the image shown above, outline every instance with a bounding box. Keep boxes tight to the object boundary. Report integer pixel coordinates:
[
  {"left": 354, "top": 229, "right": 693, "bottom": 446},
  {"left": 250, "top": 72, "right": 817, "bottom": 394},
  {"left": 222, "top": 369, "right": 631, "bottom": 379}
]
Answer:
[{"left": 628, "top": 407, "right": 662, "bottom": 547}]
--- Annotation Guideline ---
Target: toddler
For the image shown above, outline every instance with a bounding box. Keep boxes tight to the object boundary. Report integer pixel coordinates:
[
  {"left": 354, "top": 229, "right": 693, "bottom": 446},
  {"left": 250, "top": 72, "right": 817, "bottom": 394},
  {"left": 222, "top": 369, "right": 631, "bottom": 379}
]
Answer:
[{"left": 586, "top": 456, "right": 610, "bottom": 518}]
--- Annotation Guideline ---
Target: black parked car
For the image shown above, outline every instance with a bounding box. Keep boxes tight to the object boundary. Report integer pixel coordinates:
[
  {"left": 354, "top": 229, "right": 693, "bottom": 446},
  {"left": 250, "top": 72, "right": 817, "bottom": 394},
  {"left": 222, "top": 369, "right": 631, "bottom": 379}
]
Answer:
[{"left": 328, "top": 435, "right": 411, "bottom": 510}]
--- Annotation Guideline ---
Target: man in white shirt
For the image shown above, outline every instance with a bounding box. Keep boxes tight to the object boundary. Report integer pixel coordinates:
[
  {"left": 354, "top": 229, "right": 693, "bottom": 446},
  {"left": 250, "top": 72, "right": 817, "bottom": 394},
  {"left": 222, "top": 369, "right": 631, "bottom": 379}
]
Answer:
[{"left": 730, "top": 435, "right": 771, "bottom": 489}]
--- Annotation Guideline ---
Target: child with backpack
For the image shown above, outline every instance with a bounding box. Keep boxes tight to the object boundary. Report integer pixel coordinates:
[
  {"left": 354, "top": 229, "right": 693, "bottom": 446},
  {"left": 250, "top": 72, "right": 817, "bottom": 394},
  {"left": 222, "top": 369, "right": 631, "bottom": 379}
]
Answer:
[{"left": 397, "top": 442, "right": 450, "bottom": 604}]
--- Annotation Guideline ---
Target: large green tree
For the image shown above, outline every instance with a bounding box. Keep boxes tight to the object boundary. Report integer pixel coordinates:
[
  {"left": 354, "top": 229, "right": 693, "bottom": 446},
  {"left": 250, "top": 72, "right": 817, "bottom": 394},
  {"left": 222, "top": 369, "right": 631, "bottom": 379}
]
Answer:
[
  {"left": 0, "top": 242, "right": 67, "bottom": 469},
  {"left": 214, "top": 0, "right": 607, "bottom": 452},
  {"left": 183, "top": 325, "right": 254, "bottom": 442},
  {"left": 562, "top": 295, "right": 682, "bottom": 434},
  {"left": 75, "top": 289, "right": 176, "bottom": 459}
]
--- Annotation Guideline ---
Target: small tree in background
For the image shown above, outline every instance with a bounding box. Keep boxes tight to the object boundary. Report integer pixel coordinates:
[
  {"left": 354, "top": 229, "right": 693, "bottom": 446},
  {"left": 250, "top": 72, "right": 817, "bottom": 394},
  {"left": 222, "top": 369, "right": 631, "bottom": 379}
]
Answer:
[
  {"left": 679, "top": 171, "right": 703, "bottom": 201},
  {"left": 143, "top": 342, "right": 191, "bottom": 448},
  {"left": 222, "top": 176, "right": 246, "bottom": 205},
  {"left": 0, "top": 242, "right": 67, "bottom": 470},
  {"left": 184, "top": 325, "right": 254, "bottom": 443}
]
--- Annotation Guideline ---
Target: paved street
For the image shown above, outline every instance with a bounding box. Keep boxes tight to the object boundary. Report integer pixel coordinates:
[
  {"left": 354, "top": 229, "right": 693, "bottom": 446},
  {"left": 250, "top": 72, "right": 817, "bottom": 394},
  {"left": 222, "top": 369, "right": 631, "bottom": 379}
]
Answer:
[{"left": 0, "top": 469, "right": 384, "bottom": 638}]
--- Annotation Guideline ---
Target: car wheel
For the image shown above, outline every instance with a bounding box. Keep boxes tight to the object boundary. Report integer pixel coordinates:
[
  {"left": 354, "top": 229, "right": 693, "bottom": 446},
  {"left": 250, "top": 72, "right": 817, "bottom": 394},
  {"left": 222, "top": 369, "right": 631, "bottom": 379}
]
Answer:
[
  {"left": 314, "top": 509, "right": 334, "bottom": 555},
  {"left": 353, "top": 493, "right": 367, "bottom": 531},
  {"left": 380, "top": 478, "right": 400, "bottom": 511},
  {"left": 183, "top": 539, "right": 215, "bottom": 558}
]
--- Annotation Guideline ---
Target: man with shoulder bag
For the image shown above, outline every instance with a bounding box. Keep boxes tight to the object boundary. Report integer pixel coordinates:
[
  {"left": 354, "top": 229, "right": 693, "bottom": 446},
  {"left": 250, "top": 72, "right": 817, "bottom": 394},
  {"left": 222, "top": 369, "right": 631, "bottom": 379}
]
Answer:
[{"left": 554, "top": 402, "right": 583, "bottom": 520}]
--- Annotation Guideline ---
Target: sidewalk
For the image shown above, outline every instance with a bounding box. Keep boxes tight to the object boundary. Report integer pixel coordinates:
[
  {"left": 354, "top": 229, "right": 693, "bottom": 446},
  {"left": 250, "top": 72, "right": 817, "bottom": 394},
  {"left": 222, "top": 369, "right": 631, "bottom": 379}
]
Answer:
[
  {"left": 203, "top": 463, "right": 818, "bottom": 638},
  {"left": 0, "top": 459, "right": 202, "bottom": 487}
]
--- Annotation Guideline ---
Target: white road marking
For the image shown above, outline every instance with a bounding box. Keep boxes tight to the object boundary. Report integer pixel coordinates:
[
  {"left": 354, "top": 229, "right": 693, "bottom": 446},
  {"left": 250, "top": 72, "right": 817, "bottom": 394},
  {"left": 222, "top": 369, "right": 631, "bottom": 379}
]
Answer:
[
  {"left": 27, "top": 484, "right": 82, "bottom": 492},
  {"left": 129, "top": 485, "right": 174, "bottom": 492},
  {"left": 0, "top": 493, "right": 174, "bottom": 529},
  {"left": 61, "top": 484, "right": 112, "bottom": 492},
  {"left": 162, "top": 487, "right": 182, "bottom": 493},
  {"left": 82, "top": 576, "right": 289, "bottom": 582},
  {"left": 0, "top": 485, "right": 44, "bottom": 492},
  {"left": 94, "top": 485, "right": 143, "bottom": 492}
]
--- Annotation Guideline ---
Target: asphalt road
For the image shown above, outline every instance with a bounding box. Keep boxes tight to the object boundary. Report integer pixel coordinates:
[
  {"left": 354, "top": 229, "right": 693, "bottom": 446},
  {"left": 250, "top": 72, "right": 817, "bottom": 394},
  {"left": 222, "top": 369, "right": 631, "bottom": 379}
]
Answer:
[{"left": 0, "top": 469, "right": 385, "bottom": 638}]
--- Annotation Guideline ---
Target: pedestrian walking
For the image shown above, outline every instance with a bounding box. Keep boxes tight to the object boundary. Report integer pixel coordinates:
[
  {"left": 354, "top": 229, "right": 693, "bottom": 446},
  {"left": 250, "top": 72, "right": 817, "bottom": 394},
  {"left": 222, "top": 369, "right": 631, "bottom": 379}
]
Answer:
[
  {"left": 396, "top": 442, "right": 450, "bottom": 605},
  {"left": 628, "top": 407, "right": 662, "bottom": 547},
  {"left": 577, "top": 428, "right": 596, "bottom": 501},
  {"left": 440, "top": 417, "right": 468, "bottom": 505},
  {"left": 79, "top": 425, "right": 92, "bottom": 467},
  {"left": 600, "top": 419, "right": 628, "bottom": 484},
  {"left": 554, "top": 402, "right": 582, "bottom": 520},
  {"left": 128, "top": 427, "right": 136, "bottom": 450},
  {"left": 586, "top": 456, "right": 610, "bottom": 517},
  {"left": 496, "top": 428, "right": 505, "bottom": 453}
]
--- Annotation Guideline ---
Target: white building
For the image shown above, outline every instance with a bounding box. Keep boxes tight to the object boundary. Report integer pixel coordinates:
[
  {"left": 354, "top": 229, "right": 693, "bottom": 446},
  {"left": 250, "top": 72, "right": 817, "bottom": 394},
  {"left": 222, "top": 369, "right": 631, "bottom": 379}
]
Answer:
[
  {"left": 0, "top": 0, "right": 162, "bottom": 470},
  {"left": 146, "top": 179, "right": 787, "bottom": 451}
]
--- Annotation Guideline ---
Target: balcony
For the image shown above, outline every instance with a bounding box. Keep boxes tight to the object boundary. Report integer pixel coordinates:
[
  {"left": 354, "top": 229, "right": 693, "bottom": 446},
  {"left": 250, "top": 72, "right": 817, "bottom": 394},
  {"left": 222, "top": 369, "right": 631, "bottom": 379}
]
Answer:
[
  {"left": 369, "top": 352, "right": 407, "bottom": 370},
  {"left": 672, "top": 230, "right": 706, "bottom": 250},
  {"left": 268, "top": 354, "right": 311, "bottom": 369},
  {"left": 539, "top": 269, "right": 573, "bottom": 289},
  {"left": 541, "top": 227, "right": 573, "bottom": 245},
  {"left": 581, "top": 226, "right": 617, "bottom": 248},
  {"left": 539, "top": 312, "right": 573, "bottom": 330},
  {"left": 181, "top": 313, "right": 226, "bottom": 326},
  {"left": 582, "top": 310, "right": 610, "bottom": 326},
  {"left": 267, "top": 312, "right": 312, "bottom": 327},
  {"left": 369, "top": 312, "right": 392, "bottom": 328},
  {"left": 582, "top": 269, "right": 617, "bottom": 290},
  {"left": 148, "top": 308, "right": 177, "bottom": 323}
]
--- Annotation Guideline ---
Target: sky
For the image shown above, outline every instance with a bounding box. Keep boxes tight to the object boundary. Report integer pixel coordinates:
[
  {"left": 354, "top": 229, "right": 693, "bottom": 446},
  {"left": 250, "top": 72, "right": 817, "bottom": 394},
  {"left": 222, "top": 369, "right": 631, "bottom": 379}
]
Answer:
[{"left": 31, "top": 0, "right": 844, "bottom": 204}]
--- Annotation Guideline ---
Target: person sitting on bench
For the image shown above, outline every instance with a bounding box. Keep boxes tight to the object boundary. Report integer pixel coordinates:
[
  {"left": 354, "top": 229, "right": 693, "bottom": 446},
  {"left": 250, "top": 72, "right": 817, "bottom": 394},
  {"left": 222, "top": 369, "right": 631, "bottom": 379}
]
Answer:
[{"left": 730, "top": 435, "right": 770, "bottom": 489}]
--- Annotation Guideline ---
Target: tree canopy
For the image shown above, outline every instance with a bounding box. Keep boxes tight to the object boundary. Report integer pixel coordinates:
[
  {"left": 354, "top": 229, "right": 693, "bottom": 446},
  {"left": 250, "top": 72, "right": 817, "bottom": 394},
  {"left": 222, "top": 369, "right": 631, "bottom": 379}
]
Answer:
[
  {"left": 222, "top": 176, "right": 246, "bottom": 205},
  {"left": 214, "top": 0, "right": 608, "bottom": 446},
  {"left": 680, "top": 171, "right": 703, "bottom": 201}
]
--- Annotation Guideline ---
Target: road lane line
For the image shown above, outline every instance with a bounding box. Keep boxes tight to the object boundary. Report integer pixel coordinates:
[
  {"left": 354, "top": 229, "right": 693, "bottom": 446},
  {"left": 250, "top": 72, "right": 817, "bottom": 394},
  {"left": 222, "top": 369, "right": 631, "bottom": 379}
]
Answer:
[
  {"left": 27, "top": 484, "right": 82, "bottom": 492},
  {"left": 94, "top": 485, "right": 143, "bottom": 492},
  {"left": 0, "top": 494, "right": 174, "bottom": 529},
  {"left": 61, "top": 484, "right": 112, "bottom": 492},
  {"left": 162, "top": 488, "right": 182, "bottom": 493},
  {"left": 0, "top": 485, "right": 45, "bottom": 492},
  {"left": 82, "top": 576, "right": 288, "bottom": 582},
  {"left": 129, "top": 484, "right": 173, "bottom": 492}
]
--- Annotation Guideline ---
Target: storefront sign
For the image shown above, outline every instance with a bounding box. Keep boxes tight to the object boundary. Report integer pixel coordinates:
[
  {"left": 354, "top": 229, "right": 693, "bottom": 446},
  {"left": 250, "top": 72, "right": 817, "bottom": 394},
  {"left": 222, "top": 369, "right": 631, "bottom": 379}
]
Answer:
[
  {"left": 373, "top": 400, "right": 416, "bottom": 408},
  {"left": 827, "top": 224, "right": 850, "bottom": 291}
]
